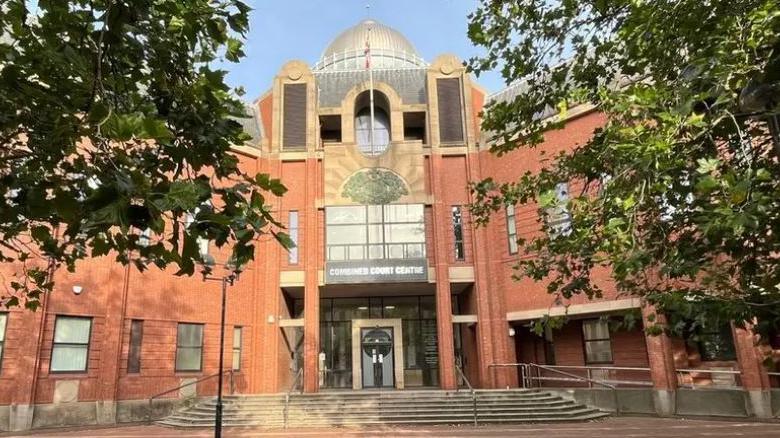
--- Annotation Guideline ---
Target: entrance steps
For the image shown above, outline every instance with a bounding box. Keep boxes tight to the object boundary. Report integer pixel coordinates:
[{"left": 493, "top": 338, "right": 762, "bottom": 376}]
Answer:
[{"left": 157, "top": 389, "right": 609, "bottom": 428}]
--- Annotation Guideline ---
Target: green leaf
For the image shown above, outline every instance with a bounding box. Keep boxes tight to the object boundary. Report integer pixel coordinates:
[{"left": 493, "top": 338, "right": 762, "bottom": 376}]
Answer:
[{"left": 225, "top": 38, "right": 244, "bottom": 62}]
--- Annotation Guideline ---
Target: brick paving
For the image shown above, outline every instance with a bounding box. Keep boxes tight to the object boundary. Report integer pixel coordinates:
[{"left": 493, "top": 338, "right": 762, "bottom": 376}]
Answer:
[{"left": 8, "top": 418, "right": 780, "bottom": 438}]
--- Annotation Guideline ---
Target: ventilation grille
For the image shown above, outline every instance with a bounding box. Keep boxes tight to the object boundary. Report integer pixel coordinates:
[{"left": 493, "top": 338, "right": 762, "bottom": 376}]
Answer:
[
  {"left": 283, "top": 83, "right": 307, "bottom": 149},
  {"left": 436, "top": 78, "right": 464, "bottom": 144}
]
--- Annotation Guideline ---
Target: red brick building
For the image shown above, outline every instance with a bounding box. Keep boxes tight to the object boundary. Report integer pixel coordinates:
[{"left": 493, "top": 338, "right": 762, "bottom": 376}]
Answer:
[{"left": 0, "top": 19, "right": 777, "bottom": 431}]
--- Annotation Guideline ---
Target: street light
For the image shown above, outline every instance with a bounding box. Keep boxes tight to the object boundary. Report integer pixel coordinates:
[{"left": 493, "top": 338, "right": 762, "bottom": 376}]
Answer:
[{"left": 200, "top": 254, "right": 240, "bottom": 438}]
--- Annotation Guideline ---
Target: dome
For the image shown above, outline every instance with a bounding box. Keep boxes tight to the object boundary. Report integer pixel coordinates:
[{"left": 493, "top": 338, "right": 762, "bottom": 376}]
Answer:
[{"left": 315, "top": 19, "right": 426, "bottom": 71}]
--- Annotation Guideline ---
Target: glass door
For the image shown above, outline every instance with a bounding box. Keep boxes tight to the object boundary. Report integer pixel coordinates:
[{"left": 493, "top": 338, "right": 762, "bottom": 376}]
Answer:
[{"left": 360, "top": 327, "right": 394, "bottom": 388}]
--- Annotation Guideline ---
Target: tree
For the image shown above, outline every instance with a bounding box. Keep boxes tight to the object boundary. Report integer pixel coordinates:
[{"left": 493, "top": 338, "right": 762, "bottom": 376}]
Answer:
[
  {"left": 0, "top": 1, "right": 289, "bottom": 310},
  {"left": 466, "top": 0, "right": 780, "bottom": 338}
]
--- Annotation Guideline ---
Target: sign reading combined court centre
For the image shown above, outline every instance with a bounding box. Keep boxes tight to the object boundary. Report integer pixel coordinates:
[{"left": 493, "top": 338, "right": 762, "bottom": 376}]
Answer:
[{"left": 325, "top": 259, "right": 428, "bottom": 284}]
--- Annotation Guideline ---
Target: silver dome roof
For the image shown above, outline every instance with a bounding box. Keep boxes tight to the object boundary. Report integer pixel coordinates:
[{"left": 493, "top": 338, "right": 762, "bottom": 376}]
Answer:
[{"left": 315, "top": 19, "right": 426, "bottom": 71}]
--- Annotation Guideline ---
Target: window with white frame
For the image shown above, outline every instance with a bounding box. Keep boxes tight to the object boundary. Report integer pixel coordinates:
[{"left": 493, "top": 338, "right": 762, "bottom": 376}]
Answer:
[
  {"left": 582, "top": 319, "right": 613, "bottom": 364},
  {"left": 0, "top": 313, "right": 7, "bottom": 372},
  {"left": 185, "top": 212, "right": 210, "bottom": 258},
  {"left": 51, "top": 316, "right": 92, "bottom": 372},
  {"left": 232, "top": 327, "right": 242, "bottom": 371},
  {"left": 175, "top": 323, "right": 204, "bottom": 372},
  {"left": 506, "top": 204, "right": 518, "bottom": 254},
  {"left": 452, "top": 206, "right": 465, "bottom": 261},
  {"left": 288, "top": 211, "right": 299, "bottom": 264},
  {"left": 546, "top": 182, "right": 572, "bottom": 237}
]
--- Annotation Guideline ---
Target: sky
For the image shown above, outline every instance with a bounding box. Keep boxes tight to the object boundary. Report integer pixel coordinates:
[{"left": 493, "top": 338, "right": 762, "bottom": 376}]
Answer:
[{"left": 225, "top": 0, "right": 506, "bottom": 100}]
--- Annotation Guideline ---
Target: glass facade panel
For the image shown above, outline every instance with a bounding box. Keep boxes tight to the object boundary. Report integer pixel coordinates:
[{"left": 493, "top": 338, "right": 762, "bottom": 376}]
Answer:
[
  {"left": 327, "top": 206, "right": 366, "bottom": 224},
  {"left": 383, "top": 296, "right": 419, "bottom": 319},
  {"left": 385, "top": 204, "right": 424, "bottom": 223},
  {"left": 325, "top": 205, "right": 426, "bottom": 261},
  {"left": 327, "top": 224, "right": 366, "bottom": 245},
  {"left": 384, "top": 223, "right": 424, "bottom": 243},
  {"left": 318, "top": 296, "right": 439, "bottom": 389},
  {"left": 420, "top": 296, "right": 436, "bottom": 319},
  {"left": 331, "top": 298, "right": 370, "bottom": 321}
]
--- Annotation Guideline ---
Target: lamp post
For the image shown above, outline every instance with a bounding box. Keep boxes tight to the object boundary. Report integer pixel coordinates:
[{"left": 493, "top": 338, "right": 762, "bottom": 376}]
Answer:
[{"left": 200, "top": 254, "right": 239, "bottom": 438}]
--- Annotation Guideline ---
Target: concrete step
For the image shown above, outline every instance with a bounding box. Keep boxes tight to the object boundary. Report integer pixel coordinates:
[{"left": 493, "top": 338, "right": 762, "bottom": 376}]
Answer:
[
  {"left": 157, "top": 389, "right": 609, "bottom": 429},
  {"left": 185, "top": 403, "right": 582, "bottom": 418},
  {"left": 211, "top": 395, "right": 566, "bottom": 409},
  {"left": 193, "top": 399, "right": 576, "bottom": 414},
  {"left": 158, "top": 412, "right": 609, "bottom": 428}
]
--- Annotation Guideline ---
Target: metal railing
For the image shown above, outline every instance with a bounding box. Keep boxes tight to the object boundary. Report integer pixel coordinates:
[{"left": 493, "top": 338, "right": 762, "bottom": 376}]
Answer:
[
  {"left": 454, "top": 364, "right": 477, "bottom": 426},
  {"left": 147, "top": 369, "right": 235, "bottom": 422},
  {"left": 490, "top": 363, "right": 621, "bottom": 415},
  {"left": 675, "top": 368, "right": 743, "bottom": 389},
  {"left": 313, "top": 48, "right": 427, "bottom": 72},
  {"left": 519, "top": 364, "right": 653, "bottom": 388},
  {"left": 283, "top": 368, "right": 304, "bottom": 429}
]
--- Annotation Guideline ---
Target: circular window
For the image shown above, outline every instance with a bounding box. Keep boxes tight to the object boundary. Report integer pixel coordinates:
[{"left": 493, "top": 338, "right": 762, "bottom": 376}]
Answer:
[{"left": 361, "top": 328, "right": 393, "bottom": 357}]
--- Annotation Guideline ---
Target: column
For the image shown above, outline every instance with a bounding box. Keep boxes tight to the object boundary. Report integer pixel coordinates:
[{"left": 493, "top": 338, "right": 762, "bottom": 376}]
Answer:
[
  {"left": 430, "top": 155, "right": 456, "bottom": 390},
  {"left": 302, "top": 158, "right": 320, "bottom": 393},
  {"left": 732, "top": 323, "right": 772, "bottom": 418},
  {"left": 465, "top": 153, "right": 503, "bottom": 388},
  {"left": 97, "top": 263, "right": 132, "bottom": 425},
  {"left": 641, "top": 304, "right": 678, "bottom": 416}
]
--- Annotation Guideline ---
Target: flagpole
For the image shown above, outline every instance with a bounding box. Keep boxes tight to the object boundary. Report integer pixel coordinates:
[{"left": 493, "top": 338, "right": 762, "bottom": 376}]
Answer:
[{"left": 367, "top": 24, "right": 376, "bottom": 155}]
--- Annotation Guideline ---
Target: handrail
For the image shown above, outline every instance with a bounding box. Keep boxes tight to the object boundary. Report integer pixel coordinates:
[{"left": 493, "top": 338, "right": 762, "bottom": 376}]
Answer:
[
  {"left": 489, "top": 363, "right": 621, "bottom": 416},
  {"left": 675, "top": 367, "right": 743, "bottom": 389},
  {"left": 454, "top": 364, "right": 477, "bottom": 426},
  {"left": 283, "top": 368, "right": 304, "bottom": 429},
  {"left": 490, "top": 362, "right": 653, "bottom": 387},
  {"left": 147, "top": 369, "right": 234, "bottom": 423}
]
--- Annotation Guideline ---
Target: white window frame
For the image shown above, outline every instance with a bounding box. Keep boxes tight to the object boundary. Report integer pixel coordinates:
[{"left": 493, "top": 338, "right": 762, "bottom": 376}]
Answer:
[
  {"left": 288, "top": 211, "right": 299, "bottom": 265},
  {"left": 232, "top": 326, "right": 242, "bottom": 371},
  {"left": 0, "top": 313, "right": 7, "bottom": 373},
  {"left": 51, "top": 316, "right": 92, "bottom": 373},
  {"left": 582, "top": 319, "right": 613, "bottom": 364},
  {"left": 506, "top": 204, "right": 518, "bottom": 254},
  {"left": 175, "top": 323, "right": 204, "bottom": 372}
]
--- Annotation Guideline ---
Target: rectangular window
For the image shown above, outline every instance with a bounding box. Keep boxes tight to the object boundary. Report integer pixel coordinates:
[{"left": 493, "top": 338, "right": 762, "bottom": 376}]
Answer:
[
  {"left": 185, "top": 213, "right": 209, "bottom": 257},
  {"left": 547, "top": 182, "right": 572, "bottom": 237},
  {"left": 543, "top": 325, "right": 556, "bottom": 365},
  {"left": 0, "top": 313, "right": 7, "bottom": 372},
  {"left": 138, "top": 228, "right": 151, "bottom": 247},
  {"left": 697, "top": 322, "right": 737, "bottom": 361},
  {"left": 451, "top": 206, "right": 464, "bottom": 261},
  {"left": 288, "top": 211, "right": 299, "bottom": 264},
  {"left": 176, "top": 323, "right": 204, "bottom": 372},
  {"left": 582, "top": 319, "right": 613, "bottom": 364},
  {"left": 127, "top": 320, "right": 143, "bottom": 374},
  {"left": 51, "top": 316, "right": 92, "bottom": 372},
  {"left": 506, "top": 204, "right": 518, "bottom": 254},
  {"left": 232, "top": 327, "right": 242, "bottom": 371},
  {"left": 325, "top": 204, "right": 426, "bottom": 261}
]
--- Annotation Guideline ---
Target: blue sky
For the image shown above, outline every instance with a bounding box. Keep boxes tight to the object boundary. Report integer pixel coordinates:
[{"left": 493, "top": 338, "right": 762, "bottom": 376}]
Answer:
[{"left": 226, "top": 0, "right": 506, "bottom": 99}]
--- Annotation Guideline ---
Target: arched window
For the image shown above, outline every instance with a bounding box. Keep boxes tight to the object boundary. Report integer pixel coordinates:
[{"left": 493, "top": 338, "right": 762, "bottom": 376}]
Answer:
[
  {"left": 354, "top": 90, "right": 391, "bottom": 156},
  {"left": 355, "top": 107, "right": 390, "bottom": 155}
]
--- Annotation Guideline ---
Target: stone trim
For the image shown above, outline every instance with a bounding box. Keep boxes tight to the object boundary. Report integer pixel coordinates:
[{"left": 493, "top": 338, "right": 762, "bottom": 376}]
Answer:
[{"left": 506, "top": 298, "right": 641, "bottom": 321}]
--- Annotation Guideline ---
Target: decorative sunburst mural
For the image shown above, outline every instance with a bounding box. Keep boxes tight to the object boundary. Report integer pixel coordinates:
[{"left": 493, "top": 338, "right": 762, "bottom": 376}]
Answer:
[{"left": 341, "top": 168, "right": 409, "bottom": 204}]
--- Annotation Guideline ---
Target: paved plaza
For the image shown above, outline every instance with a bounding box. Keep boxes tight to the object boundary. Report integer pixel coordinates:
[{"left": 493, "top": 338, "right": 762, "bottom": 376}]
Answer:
[{"left": 8, "top": 418, "right": 780, "bottom": 438}]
